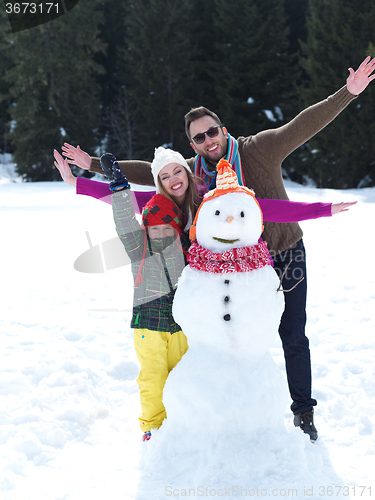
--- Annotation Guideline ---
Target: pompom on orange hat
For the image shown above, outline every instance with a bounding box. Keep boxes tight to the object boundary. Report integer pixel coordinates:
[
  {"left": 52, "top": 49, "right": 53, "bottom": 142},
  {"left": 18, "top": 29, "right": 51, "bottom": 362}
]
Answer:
[{"left": 189, "top": 158, "right": 264, "bottom": 241}]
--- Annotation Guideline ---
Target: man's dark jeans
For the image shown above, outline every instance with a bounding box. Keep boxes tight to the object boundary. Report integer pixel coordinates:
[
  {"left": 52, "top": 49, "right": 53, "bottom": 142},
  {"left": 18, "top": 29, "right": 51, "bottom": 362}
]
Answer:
[{"left": 273, "top": 239, "right": 317, "bottom": 414}]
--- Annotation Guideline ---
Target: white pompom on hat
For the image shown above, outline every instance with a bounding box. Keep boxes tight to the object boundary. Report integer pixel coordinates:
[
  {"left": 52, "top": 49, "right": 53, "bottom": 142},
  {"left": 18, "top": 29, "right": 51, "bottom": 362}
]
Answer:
[{"left": 151, "top": 146, "right": 192, "bottom": 192}]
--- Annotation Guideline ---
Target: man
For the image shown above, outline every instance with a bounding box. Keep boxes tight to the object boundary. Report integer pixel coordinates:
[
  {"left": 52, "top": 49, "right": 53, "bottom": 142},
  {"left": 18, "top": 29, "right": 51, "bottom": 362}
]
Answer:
[{"left": 62, "top": 57, "right": 375, "bottom": 441}]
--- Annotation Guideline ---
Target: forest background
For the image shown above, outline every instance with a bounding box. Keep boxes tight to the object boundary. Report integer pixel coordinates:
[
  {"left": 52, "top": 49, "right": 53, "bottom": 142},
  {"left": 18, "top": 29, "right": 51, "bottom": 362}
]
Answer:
[{"left": 1, "top": 0, "right": 375, "bottom": 189}]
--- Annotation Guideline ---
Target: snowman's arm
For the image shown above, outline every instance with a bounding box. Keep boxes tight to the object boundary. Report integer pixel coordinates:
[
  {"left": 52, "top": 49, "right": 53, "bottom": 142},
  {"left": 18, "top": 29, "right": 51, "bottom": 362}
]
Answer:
[
  {"left": 257, "top": 198, "right": 332, "bottom": 223},
  {"left": 76, "top": 176, "right": 155, "bottom": 214}
]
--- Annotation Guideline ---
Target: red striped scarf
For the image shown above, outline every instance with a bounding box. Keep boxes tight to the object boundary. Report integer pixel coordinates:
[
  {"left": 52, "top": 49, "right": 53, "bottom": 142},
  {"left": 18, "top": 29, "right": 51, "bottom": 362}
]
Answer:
[{"left": 187, "top": 240, "right": 272, "bottom": 274}]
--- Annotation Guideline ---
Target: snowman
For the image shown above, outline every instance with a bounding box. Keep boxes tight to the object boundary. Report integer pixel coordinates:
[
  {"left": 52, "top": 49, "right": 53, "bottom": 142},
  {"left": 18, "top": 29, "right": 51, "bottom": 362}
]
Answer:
[
  {"left": 137, "top": 160, "right": 335, "bottom": 496},
  {"left": 162, "top": 158, "right": 287, "bottom": 438},
  {"left": 136, "top": 161, "right": 304, "bottom": 495}
]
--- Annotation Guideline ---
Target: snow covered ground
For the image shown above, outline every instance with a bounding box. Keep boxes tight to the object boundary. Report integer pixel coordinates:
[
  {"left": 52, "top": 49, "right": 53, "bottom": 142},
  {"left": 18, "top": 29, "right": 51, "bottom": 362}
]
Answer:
[{"left": 1, "top": 163, "right": 374, "bottom": 499}]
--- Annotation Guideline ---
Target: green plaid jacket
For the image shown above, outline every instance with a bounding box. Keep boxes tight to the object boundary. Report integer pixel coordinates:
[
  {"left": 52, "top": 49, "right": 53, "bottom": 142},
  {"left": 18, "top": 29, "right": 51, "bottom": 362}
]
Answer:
[{"left": 112, "top": 190, "right": 185, "bottom": 333}]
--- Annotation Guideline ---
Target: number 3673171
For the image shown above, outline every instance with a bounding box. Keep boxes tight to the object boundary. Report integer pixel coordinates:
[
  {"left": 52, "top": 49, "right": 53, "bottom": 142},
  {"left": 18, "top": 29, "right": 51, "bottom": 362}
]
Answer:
[{"left": 5, "top": 3, "right": 59, "bottom": 14}]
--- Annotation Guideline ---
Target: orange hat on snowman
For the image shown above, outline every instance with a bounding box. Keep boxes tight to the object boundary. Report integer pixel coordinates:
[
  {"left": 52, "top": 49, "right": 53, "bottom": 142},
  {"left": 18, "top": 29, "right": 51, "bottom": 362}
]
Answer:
[{"left": 189, "top": 158, "right": 264, "bottom": 241}]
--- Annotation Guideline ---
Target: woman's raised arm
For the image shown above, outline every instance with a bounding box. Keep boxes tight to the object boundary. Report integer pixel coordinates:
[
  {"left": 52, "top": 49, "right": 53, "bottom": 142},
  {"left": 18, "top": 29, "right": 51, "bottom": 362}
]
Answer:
[{"left": 54, "top": 149, "right": 77, "bottom": 187}]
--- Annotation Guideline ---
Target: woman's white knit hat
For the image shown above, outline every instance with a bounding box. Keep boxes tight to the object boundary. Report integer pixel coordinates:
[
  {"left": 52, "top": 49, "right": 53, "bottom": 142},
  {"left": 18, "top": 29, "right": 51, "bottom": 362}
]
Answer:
[{"left": 151, "top": 146, "right": 192, "bottom": 192}]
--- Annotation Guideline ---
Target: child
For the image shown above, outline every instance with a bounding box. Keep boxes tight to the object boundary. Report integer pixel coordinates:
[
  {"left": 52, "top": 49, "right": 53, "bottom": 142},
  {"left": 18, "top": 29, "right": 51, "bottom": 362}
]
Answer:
[{"left": 102, "top": 154, "right": 188, "bottom": 441}]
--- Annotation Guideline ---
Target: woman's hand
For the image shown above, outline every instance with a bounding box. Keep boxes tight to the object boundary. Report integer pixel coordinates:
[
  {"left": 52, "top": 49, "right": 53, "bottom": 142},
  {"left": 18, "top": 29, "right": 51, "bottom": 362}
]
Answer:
[
  {"left": 61, "top": 143, "right": 91, "bottom": 170},
  {"left": 331, "top": 201, "right": 357, "bottom": 215},
  {"left": 54, "top": 149, "right": 77, "bottom": 188}
]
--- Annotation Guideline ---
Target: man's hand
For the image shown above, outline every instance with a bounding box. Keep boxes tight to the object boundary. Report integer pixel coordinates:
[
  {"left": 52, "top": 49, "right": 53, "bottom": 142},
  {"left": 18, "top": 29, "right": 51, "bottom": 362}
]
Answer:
[
  {"left": 347, "top": 56, "right": 375, "bottom": 95},
  {"left": 54, "top": 150, "right": 77, "bottom": 187},
  {"left": 61, "top": 143, "right": 92, "bottom": 170}
]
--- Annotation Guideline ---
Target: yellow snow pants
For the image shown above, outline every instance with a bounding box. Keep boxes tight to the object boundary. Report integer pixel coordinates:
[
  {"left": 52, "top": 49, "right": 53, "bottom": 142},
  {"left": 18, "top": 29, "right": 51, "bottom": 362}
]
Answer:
[{"left": 134, "top": 328, "right": 188, "bottom": 432}]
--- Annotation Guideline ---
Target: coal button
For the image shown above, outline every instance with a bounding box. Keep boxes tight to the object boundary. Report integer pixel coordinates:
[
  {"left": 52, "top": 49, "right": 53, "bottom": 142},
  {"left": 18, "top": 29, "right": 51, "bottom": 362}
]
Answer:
[{"left": 224, "top": 314, "right": 231, "bottom": 321}]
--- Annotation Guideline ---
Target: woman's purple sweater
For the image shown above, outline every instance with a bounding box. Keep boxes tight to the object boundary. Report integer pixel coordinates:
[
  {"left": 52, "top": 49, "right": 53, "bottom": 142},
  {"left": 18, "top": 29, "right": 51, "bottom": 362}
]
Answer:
[{"left": 76, "top": 177, "right": 332, "bottom": 223}]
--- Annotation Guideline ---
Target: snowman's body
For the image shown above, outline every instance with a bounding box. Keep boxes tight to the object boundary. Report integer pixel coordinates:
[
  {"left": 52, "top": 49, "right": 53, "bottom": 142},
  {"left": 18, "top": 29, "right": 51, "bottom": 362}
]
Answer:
[{"left": 174, "top": 265, "right": 281, "bottom": 359}]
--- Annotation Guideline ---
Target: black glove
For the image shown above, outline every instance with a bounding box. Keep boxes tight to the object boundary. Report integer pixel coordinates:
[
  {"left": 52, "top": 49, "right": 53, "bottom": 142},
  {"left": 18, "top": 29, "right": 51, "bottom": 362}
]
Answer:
[
  {"left": 100, "top": 153, "right": 130, "bottom": 191},
  {"left": 100, "top": 152, "right": 117, "bottom": 180}
]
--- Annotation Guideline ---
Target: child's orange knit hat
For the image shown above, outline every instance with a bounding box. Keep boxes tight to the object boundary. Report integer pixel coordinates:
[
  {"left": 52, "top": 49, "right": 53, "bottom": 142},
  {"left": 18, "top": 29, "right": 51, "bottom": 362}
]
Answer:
[{"left": 189, "top": 158, "right": 263, "bottom": 241}]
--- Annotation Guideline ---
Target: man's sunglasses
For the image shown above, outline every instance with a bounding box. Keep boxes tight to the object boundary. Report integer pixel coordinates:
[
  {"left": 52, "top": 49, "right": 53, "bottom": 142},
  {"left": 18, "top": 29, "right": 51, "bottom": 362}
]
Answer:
[{"left": 192, "top": 126, "right": 221, "bottom": 145}]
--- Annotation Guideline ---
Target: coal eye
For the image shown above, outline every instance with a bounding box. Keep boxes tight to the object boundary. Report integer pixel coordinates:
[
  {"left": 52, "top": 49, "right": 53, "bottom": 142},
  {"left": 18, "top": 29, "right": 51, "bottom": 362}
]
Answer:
[
  {"left": 215, "top": 210, "right": 220, "bottom": 215},
  {"left": 240, "top": 211, "right": 245, "bottom": 217}
]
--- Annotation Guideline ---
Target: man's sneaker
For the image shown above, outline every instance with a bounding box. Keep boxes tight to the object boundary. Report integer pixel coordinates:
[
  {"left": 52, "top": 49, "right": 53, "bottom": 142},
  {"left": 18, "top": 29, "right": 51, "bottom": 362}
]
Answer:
[
  {"left": 294, "top": 410, "right": 318, "bottom": 442},
  {"left": 142, "top": 431, "right": 151, "bottom": 442}
]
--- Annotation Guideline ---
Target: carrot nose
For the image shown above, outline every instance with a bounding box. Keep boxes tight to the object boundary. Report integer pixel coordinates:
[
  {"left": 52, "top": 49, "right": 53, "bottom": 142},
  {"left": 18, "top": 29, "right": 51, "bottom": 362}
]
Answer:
[{"left": 226, "top": 216, "right": 233, "bottom": 223}]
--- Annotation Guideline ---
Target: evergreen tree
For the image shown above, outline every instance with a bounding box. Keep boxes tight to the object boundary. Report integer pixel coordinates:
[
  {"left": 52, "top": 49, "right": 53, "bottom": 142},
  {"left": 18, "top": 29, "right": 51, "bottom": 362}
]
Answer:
[
  {"left": 299, "top": 0, "right": 375, "bottom": 188},
  {"left": 103, "top": 84, "right": 141, "bottom": 160},
  {"left": 0, "top": 9, "right": 13, "bottom": 155},
  {"left": 182, "top": 0, "right": 221, "bottom": 115},
  {"left": 123, "top": 0, "right": 199, "bottom": 160},
  {"left": 284, "top": 0, "right": 308, "bottom": 63},
  {"left": 94, "top": 0, "right": 133, "bottom": 157},
  {"left": 281, "top": 0, "right": 310, "bottom": 183},
  {"left": 210, "top": 0, "right": 296, "bottom": 139},
  {"left": 5, "top": 1, "right": 106, "bottom": 181}
]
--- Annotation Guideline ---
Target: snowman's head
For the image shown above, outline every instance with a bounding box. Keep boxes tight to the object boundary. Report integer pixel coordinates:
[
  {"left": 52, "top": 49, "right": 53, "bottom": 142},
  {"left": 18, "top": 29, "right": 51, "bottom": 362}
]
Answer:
[
  {"left": 190, "top": 158, "right": 264, "bottom": 252},
  {"left": 195, "top": 192, "right": 263, "bottom": 252}
]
